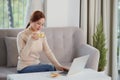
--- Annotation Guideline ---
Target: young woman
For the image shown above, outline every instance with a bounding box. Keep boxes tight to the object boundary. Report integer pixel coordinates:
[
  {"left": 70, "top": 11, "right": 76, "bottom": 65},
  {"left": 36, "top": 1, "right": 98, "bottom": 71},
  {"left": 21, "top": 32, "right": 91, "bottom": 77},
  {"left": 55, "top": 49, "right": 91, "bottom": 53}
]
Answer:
[{"left": 17, "top": 10, "right": 68, "bottom": 73}]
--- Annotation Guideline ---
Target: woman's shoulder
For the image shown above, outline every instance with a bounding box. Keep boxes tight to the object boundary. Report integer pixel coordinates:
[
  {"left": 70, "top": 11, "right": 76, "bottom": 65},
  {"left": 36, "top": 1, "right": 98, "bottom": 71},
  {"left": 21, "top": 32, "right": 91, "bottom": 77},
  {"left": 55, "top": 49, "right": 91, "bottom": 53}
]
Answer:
[
  {"left": 18, "top": 30, "right": 25, "bottom": 35},
  {"left": 17, "top": 29, "right": 26, "bottom": 38}
]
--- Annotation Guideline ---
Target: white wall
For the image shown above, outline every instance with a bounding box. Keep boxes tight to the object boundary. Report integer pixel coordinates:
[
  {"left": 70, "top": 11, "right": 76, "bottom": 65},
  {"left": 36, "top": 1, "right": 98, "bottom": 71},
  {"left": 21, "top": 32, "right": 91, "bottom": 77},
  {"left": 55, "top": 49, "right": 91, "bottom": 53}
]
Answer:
[
  {"left": 68, "top": 0, "right": 80, "bottom": 27},
  {"left": 45, "top": 0, "right": 80, "bottom": 27}
]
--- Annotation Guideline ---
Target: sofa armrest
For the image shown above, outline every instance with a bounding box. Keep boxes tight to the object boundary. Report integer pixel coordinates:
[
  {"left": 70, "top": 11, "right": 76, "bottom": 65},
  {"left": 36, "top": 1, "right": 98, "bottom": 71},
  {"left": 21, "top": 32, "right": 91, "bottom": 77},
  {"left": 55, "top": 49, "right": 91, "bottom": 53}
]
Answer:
[{"left": 77, "top": 44, "right": 100, "bottom": 71}]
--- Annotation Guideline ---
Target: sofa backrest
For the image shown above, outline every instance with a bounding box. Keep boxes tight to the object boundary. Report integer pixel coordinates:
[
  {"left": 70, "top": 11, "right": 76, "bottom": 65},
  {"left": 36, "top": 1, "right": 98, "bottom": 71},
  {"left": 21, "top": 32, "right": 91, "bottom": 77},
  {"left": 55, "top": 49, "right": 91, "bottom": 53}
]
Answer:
[{"left": 0, "top": 27, "right": 85, "bottom": 67}]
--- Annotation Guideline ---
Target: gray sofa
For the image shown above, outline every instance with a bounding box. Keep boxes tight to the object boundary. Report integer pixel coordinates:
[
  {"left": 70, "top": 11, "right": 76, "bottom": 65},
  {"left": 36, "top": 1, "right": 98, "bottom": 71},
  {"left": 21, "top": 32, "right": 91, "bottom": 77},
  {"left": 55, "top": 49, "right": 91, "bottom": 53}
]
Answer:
[{"left": 0, "top": 27, "right": 99, "bottom": 80}]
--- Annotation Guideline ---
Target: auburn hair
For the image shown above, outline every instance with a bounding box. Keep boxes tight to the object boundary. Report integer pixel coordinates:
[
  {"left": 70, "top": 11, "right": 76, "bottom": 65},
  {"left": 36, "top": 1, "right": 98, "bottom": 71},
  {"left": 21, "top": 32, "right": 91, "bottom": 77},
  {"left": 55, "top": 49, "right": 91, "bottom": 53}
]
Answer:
[{"left": 26, "top": 11, "right": 45, "bottom": 28}]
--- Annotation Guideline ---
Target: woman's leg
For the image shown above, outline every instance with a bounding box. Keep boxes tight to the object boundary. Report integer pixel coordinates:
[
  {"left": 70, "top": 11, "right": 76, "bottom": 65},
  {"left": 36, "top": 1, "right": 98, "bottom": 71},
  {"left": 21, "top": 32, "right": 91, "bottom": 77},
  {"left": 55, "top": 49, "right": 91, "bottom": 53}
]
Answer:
[{"left": 17, "top": 63, "right": 56, "bottom": 73}]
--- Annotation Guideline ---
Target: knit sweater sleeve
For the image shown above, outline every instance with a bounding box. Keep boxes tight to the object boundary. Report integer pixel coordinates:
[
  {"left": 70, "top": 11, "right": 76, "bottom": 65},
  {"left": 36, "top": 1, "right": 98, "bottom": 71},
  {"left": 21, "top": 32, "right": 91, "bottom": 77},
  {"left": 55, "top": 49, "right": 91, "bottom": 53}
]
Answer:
[
  {"left": 43, "top": 36, "right": 61, "bottom": 67},
  {"left": 17, "top": 32, "right": 34, "bottom": 59}
]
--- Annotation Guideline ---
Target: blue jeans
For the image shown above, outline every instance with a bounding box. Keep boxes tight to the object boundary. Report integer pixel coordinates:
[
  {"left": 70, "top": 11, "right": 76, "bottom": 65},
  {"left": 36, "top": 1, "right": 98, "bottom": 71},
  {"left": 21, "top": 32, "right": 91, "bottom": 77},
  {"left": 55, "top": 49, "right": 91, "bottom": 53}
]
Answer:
[{"left": 17, "top": 63, "right": 56, "bottom": 73}]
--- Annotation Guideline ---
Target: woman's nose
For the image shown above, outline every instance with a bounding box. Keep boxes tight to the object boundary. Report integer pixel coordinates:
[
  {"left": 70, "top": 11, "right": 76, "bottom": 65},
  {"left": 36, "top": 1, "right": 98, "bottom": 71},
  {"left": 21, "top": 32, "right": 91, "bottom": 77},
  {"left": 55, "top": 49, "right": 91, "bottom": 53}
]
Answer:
[{"left": 38, "top": 25, "right": 41, "bottom": 28}]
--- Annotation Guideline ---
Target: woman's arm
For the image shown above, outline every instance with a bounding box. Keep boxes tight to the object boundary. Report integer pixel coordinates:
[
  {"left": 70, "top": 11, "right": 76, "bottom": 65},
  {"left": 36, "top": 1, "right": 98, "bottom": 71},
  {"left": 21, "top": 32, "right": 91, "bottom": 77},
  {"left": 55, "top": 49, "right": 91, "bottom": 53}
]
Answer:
[
  {"left": 42, "top": 36, "right": 61, "bottom": 68},
  {"left": 17, "top": 32, "right": 34, "bottom": 59}
]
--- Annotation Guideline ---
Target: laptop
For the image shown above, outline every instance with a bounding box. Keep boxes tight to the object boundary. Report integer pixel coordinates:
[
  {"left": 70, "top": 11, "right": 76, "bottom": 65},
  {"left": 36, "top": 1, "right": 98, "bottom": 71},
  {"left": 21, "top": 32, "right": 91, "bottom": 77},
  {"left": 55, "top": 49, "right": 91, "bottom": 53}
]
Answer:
[{"left": 59, "top": 55, "right": 89, "bottom": 76}]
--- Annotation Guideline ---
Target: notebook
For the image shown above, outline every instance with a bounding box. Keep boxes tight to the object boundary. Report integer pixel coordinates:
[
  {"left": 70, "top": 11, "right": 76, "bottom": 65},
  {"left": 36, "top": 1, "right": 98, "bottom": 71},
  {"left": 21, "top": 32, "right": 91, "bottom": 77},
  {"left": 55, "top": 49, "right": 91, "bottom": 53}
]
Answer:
[{"left": 59, "top": 55, "right": 89, "bottom": 76}]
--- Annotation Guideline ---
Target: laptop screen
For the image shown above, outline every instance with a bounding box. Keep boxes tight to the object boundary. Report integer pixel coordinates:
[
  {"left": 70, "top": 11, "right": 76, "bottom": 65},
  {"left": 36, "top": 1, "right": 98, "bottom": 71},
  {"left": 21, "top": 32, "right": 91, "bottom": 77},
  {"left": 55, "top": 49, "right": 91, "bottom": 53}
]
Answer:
[{"left": 59, "top": 55, "right": 89, "bottom": 76}]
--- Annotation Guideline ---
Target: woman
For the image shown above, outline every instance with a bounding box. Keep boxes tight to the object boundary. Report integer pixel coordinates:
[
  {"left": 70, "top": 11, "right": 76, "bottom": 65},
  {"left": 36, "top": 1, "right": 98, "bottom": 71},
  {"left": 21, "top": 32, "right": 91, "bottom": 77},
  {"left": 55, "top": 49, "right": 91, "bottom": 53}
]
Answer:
[{"left": 17, "top": 10, "right": 68, "bottom": 73}]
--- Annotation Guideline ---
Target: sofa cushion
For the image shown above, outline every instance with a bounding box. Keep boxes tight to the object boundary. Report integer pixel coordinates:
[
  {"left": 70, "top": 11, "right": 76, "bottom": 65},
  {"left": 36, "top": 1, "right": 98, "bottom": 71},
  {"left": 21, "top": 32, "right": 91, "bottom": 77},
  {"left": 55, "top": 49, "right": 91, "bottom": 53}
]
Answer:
[
  {"left": 60, "top": 62, "right": 71, "bottom": 68},
  {"left": 5, "top": 37, "right": 18, "bottom": 67},
  {"left": 0, "top": 38, "right": 7, "bottom": 66},
  {"left": 40, "top": 28, "right": 77, "bottom": 63}
]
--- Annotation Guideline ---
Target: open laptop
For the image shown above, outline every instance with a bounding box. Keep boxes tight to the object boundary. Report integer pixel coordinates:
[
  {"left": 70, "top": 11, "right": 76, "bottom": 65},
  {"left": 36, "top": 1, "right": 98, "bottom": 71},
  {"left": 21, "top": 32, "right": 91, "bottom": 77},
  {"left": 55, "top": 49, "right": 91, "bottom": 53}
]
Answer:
[{"left": 59, "top": 55, "right": 89, "bottom": 76}]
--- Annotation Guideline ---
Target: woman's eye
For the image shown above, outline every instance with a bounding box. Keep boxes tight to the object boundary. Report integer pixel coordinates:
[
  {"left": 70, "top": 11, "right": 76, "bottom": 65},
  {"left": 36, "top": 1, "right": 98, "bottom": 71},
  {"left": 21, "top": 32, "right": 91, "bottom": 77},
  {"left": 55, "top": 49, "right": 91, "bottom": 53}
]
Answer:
[{"left": 36, "top": 22, "right": 44, "bottom": 26}]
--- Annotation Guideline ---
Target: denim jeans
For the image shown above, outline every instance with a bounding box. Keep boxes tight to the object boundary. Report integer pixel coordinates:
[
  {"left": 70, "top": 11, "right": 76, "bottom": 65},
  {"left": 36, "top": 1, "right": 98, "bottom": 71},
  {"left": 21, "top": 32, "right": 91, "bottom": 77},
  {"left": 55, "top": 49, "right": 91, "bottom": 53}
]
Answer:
[{"left": 17, "top": 63, "right": 56, "bottom": 73}]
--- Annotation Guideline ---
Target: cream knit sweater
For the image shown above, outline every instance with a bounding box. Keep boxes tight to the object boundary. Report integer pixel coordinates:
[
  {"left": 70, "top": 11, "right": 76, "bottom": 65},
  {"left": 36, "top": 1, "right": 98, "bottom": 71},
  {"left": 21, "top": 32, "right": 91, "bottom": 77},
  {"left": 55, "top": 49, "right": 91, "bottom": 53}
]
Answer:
[{"left": 17, "top": 28, "right": 60, "bottom": 70}]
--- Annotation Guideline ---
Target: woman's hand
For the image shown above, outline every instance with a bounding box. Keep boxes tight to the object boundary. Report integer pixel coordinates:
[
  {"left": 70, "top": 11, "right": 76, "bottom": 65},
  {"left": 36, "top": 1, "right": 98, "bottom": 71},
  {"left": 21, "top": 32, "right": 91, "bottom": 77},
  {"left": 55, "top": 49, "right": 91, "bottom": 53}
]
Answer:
[
  {"left": 31, "top": 33, "right": 39, "bottom": 40},
  {"left": 55, "top": 65, "right": 69, "bottom": 71}
]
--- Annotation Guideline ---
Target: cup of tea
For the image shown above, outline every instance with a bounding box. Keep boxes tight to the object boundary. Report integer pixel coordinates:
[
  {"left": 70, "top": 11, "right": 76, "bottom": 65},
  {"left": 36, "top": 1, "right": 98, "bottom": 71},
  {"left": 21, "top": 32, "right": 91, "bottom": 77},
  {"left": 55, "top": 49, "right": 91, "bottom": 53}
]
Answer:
[{"left": 38, "top": 32, "right": 45, "bottom": 38}]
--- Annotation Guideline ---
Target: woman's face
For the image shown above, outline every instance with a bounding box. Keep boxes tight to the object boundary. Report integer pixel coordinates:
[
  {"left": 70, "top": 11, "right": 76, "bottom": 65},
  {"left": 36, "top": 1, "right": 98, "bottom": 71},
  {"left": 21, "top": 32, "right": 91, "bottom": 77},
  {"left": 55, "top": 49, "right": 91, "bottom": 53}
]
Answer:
[{"left": 30, "top": 18, "right": 45, "bottom": 31}]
